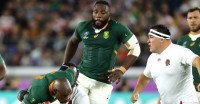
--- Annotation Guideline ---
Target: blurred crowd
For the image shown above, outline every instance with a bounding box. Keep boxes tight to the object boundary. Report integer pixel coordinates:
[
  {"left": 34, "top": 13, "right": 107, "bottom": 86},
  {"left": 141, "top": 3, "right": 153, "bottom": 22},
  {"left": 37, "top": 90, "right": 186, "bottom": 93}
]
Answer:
[
  {"left": 0, "top": 0, "right": 200, "bottom": 91},
  {"left": 0, "top": 0, "right": 199, "bottom": 67}
]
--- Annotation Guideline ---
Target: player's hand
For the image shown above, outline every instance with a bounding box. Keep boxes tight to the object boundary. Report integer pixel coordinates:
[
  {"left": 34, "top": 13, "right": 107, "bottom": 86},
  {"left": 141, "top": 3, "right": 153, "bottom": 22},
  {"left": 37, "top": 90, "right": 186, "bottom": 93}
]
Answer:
[
  {"left": 131, "top": 93, "right": 139, "bottom": 103},
  {"left": 108, "top": 69, "right": 123, "bottom": 84},
  {"left": 17, "top": 90, "right": 28, "bottom": 102}
]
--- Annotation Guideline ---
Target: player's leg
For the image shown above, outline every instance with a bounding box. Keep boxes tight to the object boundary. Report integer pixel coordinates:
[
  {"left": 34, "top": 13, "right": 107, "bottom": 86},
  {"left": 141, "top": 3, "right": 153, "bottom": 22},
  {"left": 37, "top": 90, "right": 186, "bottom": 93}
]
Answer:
[
  {"left": 71, "top": 86, "right": 90, "bottom": 104},
  {"left": 77, "top": 73, "right": 113, "bottom": 104},
  {"left": 77, "top": 73, "right": 91, "bottom": 95},
  {"left": 197, "top": 92, "right": 200, "bottom": 103},
  {"left": 89, "top": 81, "right": 113, "bottom": 104}
]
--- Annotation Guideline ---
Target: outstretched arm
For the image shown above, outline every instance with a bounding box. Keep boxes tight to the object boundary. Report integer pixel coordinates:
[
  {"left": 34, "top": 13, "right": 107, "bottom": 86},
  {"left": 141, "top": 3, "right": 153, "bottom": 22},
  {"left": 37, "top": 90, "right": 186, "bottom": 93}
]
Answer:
[
  {"left": 131, "top": 73, "right": 151, "bottom": 103},
  {"left": 63, "top": 34, "right": 80, "bottom": 64}
]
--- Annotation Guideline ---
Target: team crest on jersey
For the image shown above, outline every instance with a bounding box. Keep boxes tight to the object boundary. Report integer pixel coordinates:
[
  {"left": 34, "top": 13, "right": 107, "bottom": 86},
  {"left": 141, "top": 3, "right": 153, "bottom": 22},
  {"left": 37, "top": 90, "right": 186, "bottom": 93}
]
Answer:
[
  {"left": 83, "top": 31, "right": 89, "bottom": 39},
  {"left": 103, "top": 31, "right": 109, "bottom": 39},
  {"left": 190, "top": 42, "right": 195, "bottom": 46},
  {"left": 165, "top": 59, "right": 170, "bottom": 66},
  {"left": 94, "top": 34, "right": 98, "bottom": 38}
]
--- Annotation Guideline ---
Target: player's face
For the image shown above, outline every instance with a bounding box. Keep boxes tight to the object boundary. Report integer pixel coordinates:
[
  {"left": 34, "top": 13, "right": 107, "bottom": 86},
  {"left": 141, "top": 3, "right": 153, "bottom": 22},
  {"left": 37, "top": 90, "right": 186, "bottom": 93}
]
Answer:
[
  {"left": 147, "top": 35, "right": 162, "bottom": 53},
  {"left": 187, "top": 10, "right": 200, "bottom": 32},
  {"left": 55, "top": 90, "right": 72, "bottom": 104},
  {"left": 92, "top": 4, "right": 110, "bottom": 29}
]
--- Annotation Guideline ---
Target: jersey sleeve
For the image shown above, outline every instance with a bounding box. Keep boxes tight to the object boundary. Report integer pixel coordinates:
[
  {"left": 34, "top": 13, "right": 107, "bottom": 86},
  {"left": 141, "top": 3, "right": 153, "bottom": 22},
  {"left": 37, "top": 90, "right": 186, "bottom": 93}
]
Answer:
[
  {"left": 63, "top": 69, "right": 76, "bottom": 85},
  {"left": 143, "top": 54, "right": 153, "bottom": 78},
  {"left": 117, "top": 23, "right": 134, "bottom": 43},
  {"left": 177, "top": 36, "right": 184, "bottom": 45},
  {"left": 181, "top": 48, "right": 198, "bottom": 66}
]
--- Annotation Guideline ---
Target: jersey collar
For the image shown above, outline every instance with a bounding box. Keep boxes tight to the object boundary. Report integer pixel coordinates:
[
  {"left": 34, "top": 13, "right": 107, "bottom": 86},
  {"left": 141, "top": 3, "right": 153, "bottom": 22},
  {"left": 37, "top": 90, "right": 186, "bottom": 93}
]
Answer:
[
  {"left": 93, "top": 18, "right": 110, "bottom": 33},
  {"left": 49, "top": 81, "right": 55, "bottom": 96},
  {"left": 188, "top": 32, "right": 200, "bottom": 41}
]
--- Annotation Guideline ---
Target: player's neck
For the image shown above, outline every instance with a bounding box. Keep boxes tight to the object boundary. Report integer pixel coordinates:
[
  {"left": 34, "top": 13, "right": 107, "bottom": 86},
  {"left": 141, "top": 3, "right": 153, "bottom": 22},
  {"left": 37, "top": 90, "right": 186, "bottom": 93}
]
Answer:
[
  {"left": 93, "top": 18, "right": 110, "bottom": 33},
  {"left": 190, "top": 30, "right": 200, "bottom": 35},
  {"left": 158, "top": 41, "right": 171, "bottom": 54}
]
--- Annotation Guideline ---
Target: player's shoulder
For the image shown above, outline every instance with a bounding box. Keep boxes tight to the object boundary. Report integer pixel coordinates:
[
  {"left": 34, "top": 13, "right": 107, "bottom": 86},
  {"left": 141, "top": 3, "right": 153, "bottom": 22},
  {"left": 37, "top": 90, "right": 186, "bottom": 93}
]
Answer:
[
  {"left": 110, "top": 19, "right": 126, "bottom": 27},
  {"left": 178, "top": 34, "right": 190, "bottom": 41},
  {"left": 76, "top": 20, "right": 92, "bottom": 29},
  {"left": 148, "top": 53, "right": 156, "bottom": 61},
  {"left": 146, "top": 53, "right": 157, "bottom": 65},
  {"left": 109, "top": 19, "right": 131, "bottom": 34},
  {"left": 172, "top": 43, "right": 191, "bottom": 52}
]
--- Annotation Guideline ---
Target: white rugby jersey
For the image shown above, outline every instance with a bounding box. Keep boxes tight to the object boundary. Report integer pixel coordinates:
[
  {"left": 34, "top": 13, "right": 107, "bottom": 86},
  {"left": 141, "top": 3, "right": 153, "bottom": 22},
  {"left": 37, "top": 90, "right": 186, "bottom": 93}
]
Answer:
[{"left": 144, "top": 43, "right": 199, "bottom": 104}]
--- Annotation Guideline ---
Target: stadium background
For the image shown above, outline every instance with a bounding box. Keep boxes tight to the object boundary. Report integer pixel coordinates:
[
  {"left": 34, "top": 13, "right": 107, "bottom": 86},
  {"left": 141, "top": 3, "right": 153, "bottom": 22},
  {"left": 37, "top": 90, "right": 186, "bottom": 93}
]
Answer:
[{"left": 0, "top": 0, "right": 199, "bottom": 104}]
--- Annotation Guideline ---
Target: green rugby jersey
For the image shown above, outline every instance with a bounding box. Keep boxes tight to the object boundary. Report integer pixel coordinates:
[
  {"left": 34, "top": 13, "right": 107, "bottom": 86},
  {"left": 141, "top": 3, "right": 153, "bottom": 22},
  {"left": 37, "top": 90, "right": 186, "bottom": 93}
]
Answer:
[
  {"left": 177, "top": 33, "right": 200, "bottom": 91},
  {"left": 23, "top": 68, "right": 75, "bottom": 104},
  {"left": 75, "top": 19, "right": 133, "bottom": 83}
]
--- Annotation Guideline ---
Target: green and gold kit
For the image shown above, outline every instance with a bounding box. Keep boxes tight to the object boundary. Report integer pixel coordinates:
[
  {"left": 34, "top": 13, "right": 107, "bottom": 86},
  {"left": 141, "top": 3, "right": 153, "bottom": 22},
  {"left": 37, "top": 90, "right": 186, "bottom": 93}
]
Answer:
[
  {"left": 23, "top": 68, "right": 75, "bottom": 104},
  {"left": 177, "top": 33, "right": 200, "bottom": 91},
  {"left": 75, "top": 19, "right": 133, "bottom": 83}
]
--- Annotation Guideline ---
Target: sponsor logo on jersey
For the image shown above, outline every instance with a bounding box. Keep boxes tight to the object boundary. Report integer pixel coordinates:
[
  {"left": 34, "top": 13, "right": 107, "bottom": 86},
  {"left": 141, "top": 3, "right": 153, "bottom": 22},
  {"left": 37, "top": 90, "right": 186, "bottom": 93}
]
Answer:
[
  {"left": 103, "top": 31, "right": 109, "bottom": 39},
  {"left": 94, "top": 34, "right": 98, "bottom": 38},
  {"left": 190, "top": 42, "right": 195, "bottom": 46},
  {"left": 83, "top": 31, "right": 89, "bottom": 39}
]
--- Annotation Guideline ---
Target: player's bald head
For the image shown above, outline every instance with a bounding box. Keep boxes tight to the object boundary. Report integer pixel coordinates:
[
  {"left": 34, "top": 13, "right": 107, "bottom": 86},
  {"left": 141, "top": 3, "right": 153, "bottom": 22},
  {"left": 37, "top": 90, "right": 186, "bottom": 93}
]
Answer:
[
  {"left": 52, "top": 78, "right": 73, "bottom": 103},
  {"left": 53, "top": 78, "right": 72, "bottom": 93}
]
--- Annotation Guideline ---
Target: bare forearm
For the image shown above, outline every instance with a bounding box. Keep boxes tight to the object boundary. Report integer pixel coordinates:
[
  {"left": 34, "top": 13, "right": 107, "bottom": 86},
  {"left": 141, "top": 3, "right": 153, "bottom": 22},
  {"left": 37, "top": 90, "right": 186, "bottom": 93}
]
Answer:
[
  {"left": 133, "top": 74, "right": 150, "bottom": 94},
  {"left": 122, "top": 55, "right": 137, "bottom": 70},
  {"left": 63, "top": 37, "right": 79, "bottom": 64}
]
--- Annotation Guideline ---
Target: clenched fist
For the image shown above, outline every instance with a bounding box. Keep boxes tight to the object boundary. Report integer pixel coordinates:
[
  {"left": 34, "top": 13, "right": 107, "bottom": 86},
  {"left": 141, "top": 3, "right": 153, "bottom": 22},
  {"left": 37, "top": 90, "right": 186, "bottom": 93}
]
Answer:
[{"left": 131, "top": 93, "right": 139, "bottom": 103}]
